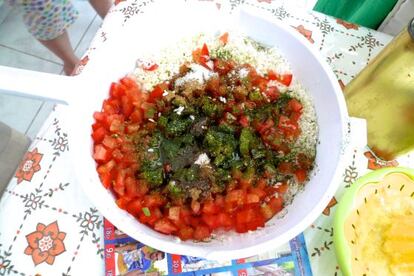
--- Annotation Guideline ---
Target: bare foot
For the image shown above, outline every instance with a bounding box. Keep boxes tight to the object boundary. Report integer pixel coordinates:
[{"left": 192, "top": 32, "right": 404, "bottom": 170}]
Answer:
[{"left": 63, "top": 60, "right": 79, "bottom": 75}]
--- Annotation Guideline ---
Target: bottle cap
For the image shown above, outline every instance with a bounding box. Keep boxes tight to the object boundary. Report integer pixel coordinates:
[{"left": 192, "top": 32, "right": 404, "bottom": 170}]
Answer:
[{"left": 409, "top": 18, "right": 414, "bottom": 40}]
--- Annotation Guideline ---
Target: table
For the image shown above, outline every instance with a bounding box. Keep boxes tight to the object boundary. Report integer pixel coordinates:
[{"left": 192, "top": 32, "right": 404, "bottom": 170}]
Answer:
[{"left": 1, "top": 0, "right": 412, "bottom": 275}]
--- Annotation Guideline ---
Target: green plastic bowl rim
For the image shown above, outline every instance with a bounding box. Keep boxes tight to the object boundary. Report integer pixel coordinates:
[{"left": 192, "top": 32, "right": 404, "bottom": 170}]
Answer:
[{"left": 333, "top": 166, "right": 414, "bottom": 276}]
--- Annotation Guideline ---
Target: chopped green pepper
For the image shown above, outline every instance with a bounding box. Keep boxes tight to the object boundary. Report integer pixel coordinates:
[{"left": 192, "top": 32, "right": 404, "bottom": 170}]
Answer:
[
  {"left": 142, "top": 207, "right": 151, "bottom": 217},
  {"left": 201, "top": 96, "right": 222, "bottom": 117},
  {"left": 239, "top": 128, "right": 254, "bottom": 158}
]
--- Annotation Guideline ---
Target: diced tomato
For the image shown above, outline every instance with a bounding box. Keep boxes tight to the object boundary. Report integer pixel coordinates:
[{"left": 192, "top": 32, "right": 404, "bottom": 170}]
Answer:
[
  {"left": 142, "top": 63, "right": 158, "bottom": 71},
  {"left": 125, "top": 123, "right": 140, "bottom": 134},
  {"left": 121, "top": 95, "right": 133, "bottom": 117},
  {"left": 143, "top": 194, "right": 165, "bottom": 208},
  {"left": 236, "top": 208, "right": 252, "bottom": 224},
  {"left": 202, "top": 214, "right": 220, "bottom": 229},
  {"left": 139, "top": 207, "right": 162, "bottom": 226},
  {"left": 93, "top": 111, "right": 106, "bottom": 123},
  {"left": 108, "top": 99, "right": 121, "bottom": 113},
  {"left": 294, "top": 169, "right": 308, "bottom": 183},
  {"left": 267, "top": 70, "right": 293, "bottom": 86},
  {"left": 246, "top": 193, "right": 260, "bottom": 204},
  {"left": 111, "top": 148, "right": 123, "bottom": 162},
  {"left": 97, "top": 159, "right": 116, "bottom": 174},
  {"left": 109, "top": 82, "right": 123, "bottom": 98},
  {"left": 91, "top": 126, "right": 106, "bottom": 143},
  {"left": 109, "top": 118, "right": 125, "bottom": 134},
  {"left": 92, "top": 122, "right": 101, "bottom": 131},
  {"left": 191, "top": 200, "right": 201, "bottom": 214},
  {"left": 290, "top": 112, "right": 302, "bottom": 123},
  {"left": 251, "top": 76, "right": 268, "bottom": 92},
  {"left": 268, "top": 196, "right": 283, "bottom": 214},
  {"left": 235, "top": 206, "right": 265, "bottom": 233},
  {"left": 168, "top": 206, "right": 181, "bottom": 222},
  {"left": 93, "top": 144, "right": 111, "bottom": 163},
  {"left": 102, "top": 135, "right": 120, "bottom": 149},
  {"left": 217, "top": 212, "right": 233, "bottom": 228},
  {"left": 129, "top": 109, "right": 143, "bottom": 123},
  {"left": 277, "top": 115, "right": 300, "bottom": 138},
  {"left": 278, "top": 161, "right": 295, "bottom": 174},
  {"left": 192, "top": 48, "right": 202, "bottom": 64},
  {"left": 192, "top": 43, "right": 211, "bottom": 69},
  {"left": 275, "top": 182, "right": 289, "bottom": 194},
  {"left": 154, "top": 218, "right": 177, "bottom": 234},
  {"left": 214, "top": 195, "right": 225, "bottom": 208},
  {"left": 125, "top": 86, "right": 143, "bottom": 107},
  {"left": 202, "top": 200, "right": 220, "bottom": 215},
  {"left": 178, "top": 226, "right": 194, "bottom": 241},
  {"left": 120, "top": 141, "right": 134, "bottom": 153},
  {"left": 116, "top": 197, "right": 130, "bottom": 210},
  {"left": 225, "top": 189, "right": 246, "bottom": 205},
  {"left": 219, "top": 32, "right": 229, "bottom": 45},
  {"left": 188, "top": 216, "right": 201, "bottom": 228},
  {"left": 126, "top": 199, "right": 143, "bottom": 216},
  {"left": 98, "top": 171, "right": 113, "bottom": 189},
  {"left": 239, "top": 115, "right": 250, "bottom": 127},
  {"left": 120, "top": 77, "right": 138, "bottom": 89},
  {"left": 193, "top": 225, "right": 211, "bottom": 240},
  {"left": 124, "top": 177, "right": 140, "bottom": 198},
  {"left": 261, "top": 204, "right": 273, "bottom": 220},
  {"left": 177, "top": 207, "right": 191, "bottom": 224},
  {"left": 113, "top": 169, "right": 126, "bottom": 196},
  {"left": 249, "top": 187, "right": 266, "bottom": 199},
  {"left": 136, "top": 180, "right": 149, "bottom": 196},
  {"left": 264, "top": 86, "right": 280, "bottom": 102},
  {"left": 148, "top": 85, "right": 164, "bottom": 103},
  {"left": 256, "top": 118, "right": 274, "bottom": 134},
  {"left": 234, "top": 222, "right": 247, "bottom": 233},
  {"left": 277, "top": 115, "right": 291, "bottom": 128},
  {"left": 287, "top": 99, "right": 303, "bottom": 113},
  {"left": 201, "top": 43, "right": 209, "bottom": 56},
  {"left": 213, "top": 59, "right": 234, "bottom": 75},
  {"left": 102, "top": 99, "right": 118, "bottom": 115}
]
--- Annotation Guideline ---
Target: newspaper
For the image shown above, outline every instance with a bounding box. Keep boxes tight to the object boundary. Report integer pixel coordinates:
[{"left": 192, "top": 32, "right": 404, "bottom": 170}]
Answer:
[{"left": 103, "top": 219, "right": 312, "bottom": 276}]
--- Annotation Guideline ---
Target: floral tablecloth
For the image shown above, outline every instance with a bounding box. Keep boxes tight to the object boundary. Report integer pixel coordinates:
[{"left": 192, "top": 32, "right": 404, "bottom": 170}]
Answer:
[{"left": 1, "top": 0, "right": 413, "bottom": 275}]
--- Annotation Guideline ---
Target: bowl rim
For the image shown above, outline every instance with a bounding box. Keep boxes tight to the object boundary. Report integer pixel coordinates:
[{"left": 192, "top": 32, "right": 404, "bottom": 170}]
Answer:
[{"left": 333, "top": 166, "right": 414, "bottom": 276}]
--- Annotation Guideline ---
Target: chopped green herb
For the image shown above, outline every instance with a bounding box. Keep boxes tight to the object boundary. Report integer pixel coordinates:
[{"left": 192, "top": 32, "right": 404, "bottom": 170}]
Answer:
[
  {"left": 145, "top": 107, "right": 157, "bottom": 119},
  {"left": 142, "top": 207, "right": 151, "bottom": 217}
]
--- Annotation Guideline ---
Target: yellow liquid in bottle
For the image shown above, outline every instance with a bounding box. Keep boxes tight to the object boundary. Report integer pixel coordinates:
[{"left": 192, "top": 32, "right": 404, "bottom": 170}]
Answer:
[{"left": 344, "top": 30, "right": 414, "bottom": 160}]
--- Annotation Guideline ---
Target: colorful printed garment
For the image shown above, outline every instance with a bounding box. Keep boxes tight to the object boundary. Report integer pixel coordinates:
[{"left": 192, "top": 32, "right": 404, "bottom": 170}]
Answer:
[{"left": 7, "top": 0, "right": 78, "bottom": 40}]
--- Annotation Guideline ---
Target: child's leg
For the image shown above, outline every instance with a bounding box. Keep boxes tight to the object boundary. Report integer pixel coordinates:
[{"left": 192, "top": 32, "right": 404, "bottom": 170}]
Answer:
[
  {"left": 9, "top": 0, "right": 80, "bottom": 75},
  {"left": 39, "top": 31, "right": 79, "bottom": 75},
  {"left": 89, "top": 0, "right": 113, "bottom": 19}
]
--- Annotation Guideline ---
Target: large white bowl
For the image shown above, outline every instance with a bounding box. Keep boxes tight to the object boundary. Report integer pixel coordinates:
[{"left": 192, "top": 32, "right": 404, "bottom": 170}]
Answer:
[{"left": 0, "top": 0, "right": 348, "bottom": 260}]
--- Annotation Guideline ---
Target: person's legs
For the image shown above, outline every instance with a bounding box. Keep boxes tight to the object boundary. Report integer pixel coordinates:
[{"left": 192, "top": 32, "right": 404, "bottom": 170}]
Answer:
[
  {"left": 8, "top": 0, "right": 80, "bottom": 75},
  {"left": 39, "top": 31, "right": 80, "bottom": 75},
  {"left": 8, "top": 0, "right": 111, "bottom": 75},
  {"left": 89, "top": 0, "right": 112, "bottom": 19}
]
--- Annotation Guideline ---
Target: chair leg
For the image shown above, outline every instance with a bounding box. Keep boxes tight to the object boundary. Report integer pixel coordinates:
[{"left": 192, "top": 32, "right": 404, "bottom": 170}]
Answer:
[{"left": 0, "top": 121, "right": 31, "bottom": 197}]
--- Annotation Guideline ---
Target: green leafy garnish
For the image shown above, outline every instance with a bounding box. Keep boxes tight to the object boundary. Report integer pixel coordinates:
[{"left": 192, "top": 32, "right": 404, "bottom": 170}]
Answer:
[{"left": 142, "top": 207, "right": 151, "bottom": 217}]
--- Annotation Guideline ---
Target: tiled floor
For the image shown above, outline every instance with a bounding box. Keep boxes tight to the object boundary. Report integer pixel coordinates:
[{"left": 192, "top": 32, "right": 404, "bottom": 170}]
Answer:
[{"left": 0, "top": 1, "right": 102, "bottom": 139}]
